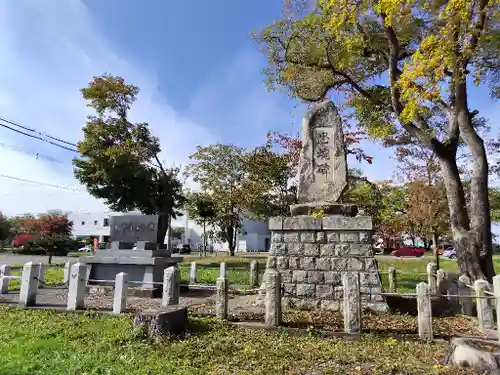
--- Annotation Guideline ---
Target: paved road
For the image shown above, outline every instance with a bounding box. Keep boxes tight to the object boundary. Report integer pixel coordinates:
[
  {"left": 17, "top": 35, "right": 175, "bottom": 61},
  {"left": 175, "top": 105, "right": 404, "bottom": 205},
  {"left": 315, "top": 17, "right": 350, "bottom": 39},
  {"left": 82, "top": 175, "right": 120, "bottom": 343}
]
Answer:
[{"left": 0, "top": 254, "right": 74, "bottom": 266}]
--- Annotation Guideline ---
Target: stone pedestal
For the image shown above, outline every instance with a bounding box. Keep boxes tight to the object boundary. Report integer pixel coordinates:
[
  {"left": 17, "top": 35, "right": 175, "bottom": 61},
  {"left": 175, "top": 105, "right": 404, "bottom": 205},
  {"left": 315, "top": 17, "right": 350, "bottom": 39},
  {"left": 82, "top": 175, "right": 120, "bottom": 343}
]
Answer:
[
  {"left": 79, "top": 241, "right": 180, "bottom": 298},
  {"left": 268, "top": 214, "right": 388, "bottom": 312}
]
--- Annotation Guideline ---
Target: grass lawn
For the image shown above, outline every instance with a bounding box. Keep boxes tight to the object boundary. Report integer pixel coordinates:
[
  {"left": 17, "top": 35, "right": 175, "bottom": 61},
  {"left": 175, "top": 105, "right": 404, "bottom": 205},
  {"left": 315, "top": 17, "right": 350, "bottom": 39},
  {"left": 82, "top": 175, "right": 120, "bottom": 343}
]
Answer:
[
  {"left": 0, "top": 307, "right": 477, "bottom": 375},
  {"left": 8, "top": 268, "right": 66, "bottom": 291}
]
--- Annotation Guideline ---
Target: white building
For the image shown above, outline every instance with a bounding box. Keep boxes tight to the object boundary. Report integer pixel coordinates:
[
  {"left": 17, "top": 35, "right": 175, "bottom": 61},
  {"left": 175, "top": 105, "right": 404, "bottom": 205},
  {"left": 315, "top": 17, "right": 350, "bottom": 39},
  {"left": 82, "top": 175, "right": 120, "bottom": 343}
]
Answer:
[{"left": 67, "top": 211, "right": 271, "bottom": 252}]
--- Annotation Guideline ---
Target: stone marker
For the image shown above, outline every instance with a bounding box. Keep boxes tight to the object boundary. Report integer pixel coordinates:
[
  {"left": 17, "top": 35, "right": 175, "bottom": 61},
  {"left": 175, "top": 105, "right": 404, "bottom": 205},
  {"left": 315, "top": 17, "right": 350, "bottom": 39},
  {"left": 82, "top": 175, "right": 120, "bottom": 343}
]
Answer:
[
  {"left": 343, "top": 272, "right": 361, "bottom": 334},
  {"left": 250, "top": 261, "right": 259, "bottom": 287},
  {"left": 266, "top": 100, "right": 388, "bottom": 312},
  {"left": 388, "top": 266, "right": 397, "bottom": 293},
  {"left": 113, "top": 272, "right": 128, "bottom": 314},
  {"left": 493, "top": 275, "right": 500, "bottom": 341},
  {"left": 162, "top": 266, "right": 179, "bottom": 306},
  {"left": 63, "top": 261, "right": 73, "bottom": 284},
  {"left": 0, "top": 264, "right": 11, "bottom": 294},
  {"left": 78, "top": 214, "right": 180, "bottom": 297},
  {"left": 427, "top": 263, "right": 437, "bottom": 294},
  {"left": 19, "top": 262, "right": 39, "bottom": 307},
  {"left": 67, "top": 262, "right": 87, "bottom": 311},
  {"left": 190, "top": 262, "right": 197, "bottom": 284},
  {"left": 474, "top": 279, "right": 494, "bottom": 330},
  {"left": 417, "top": 282, "right": 432, "bottom": 341},
  {"left": 219, "top": 262, "right": 226, "bottom": 279},
  {"left": 265, "top": 269, "right": 281, "bottom": 328},
  {"left": 216, "top": 277, "right": 228, "bottom": 321},
  {"left": 458, "top": 274, "right": 473, "bottom": 316},
  {"left": 293, "top": 100, "right": 348, "bottom": 213}
]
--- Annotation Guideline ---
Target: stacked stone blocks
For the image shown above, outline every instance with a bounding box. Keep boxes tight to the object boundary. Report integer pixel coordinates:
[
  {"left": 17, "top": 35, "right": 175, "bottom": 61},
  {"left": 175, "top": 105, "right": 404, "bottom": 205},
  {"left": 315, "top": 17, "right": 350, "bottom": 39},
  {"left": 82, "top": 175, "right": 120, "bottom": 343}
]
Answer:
[{"left": 269, "top": 214, "right": 387, "bottom": 312}]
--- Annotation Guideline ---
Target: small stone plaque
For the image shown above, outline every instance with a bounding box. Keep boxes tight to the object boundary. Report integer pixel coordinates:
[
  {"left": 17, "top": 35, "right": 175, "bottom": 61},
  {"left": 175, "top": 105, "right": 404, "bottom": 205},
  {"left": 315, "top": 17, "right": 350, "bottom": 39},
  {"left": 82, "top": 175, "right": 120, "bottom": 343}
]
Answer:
[{"left": 109, "top": 215, "right": 158, "bottom": 243}]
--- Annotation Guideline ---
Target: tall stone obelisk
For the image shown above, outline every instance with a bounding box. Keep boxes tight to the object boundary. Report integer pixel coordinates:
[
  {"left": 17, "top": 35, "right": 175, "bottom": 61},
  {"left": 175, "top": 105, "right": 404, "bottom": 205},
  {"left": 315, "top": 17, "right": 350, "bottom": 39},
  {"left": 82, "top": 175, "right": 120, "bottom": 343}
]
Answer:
[{"left": 266, "top": 100, "right": 388, "bottom": 312}]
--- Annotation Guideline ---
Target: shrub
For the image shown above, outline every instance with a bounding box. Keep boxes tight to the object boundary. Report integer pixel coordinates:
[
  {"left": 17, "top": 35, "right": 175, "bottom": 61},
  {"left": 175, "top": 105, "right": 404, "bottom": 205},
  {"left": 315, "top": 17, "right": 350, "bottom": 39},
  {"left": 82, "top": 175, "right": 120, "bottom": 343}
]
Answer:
[{"left": 21, "top": 236, "right": 80, "bottom": 256}]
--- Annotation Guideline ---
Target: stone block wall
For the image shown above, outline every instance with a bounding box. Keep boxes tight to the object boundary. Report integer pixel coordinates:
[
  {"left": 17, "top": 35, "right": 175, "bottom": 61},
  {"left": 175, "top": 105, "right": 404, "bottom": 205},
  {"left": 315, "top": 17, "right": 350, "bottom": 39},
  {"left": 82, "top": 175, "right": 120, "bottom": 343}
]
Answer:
[{"left": 268, "top": 215, "right": 388, "bottom": 312}]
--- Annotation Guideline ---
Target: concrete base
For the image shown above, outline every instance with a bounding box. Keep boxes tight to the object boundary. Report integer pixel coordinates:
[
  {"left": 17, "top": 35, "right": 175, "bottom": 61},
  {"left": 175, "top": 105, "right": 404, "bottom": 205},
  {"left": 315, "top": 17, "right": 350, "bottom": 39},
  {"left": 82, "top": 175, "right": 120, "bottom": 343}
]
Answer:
[{"left": 79, "top": 250, "right": 181, "bottom": 297}]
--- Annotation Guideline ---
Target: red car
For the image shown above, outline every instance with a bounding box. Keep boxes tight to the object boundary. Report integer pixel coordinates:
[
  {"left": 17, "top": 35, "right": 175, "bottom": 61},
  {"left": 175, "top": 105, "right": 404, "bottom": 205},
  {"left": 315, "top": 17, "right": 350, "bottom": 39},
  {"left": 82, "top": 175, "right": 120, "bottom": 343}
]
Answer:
[{"left": 391, "top": 246, "right": 425, "bottom": 257}]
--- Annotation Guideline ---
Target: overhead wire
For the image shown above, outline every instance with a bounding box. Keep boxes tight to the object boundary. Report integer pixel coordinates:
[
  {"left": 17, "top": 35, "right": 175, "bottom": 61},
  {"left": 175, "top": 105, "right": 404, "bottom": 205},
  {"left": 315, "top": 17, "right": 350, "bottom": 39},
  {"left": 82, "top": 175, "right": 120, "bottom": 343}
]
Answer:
[
  {"left": 0, "top": 116, "right": 77, "bottom": 147},
  {"left": 0, "top": 174, "right": 85, "bottom": 192},
  {"left": 0, "top": 117, "right": 79, "bottom": 153},
  {"left": 0, "top": 142, "right": 65, "bottom": 164}
]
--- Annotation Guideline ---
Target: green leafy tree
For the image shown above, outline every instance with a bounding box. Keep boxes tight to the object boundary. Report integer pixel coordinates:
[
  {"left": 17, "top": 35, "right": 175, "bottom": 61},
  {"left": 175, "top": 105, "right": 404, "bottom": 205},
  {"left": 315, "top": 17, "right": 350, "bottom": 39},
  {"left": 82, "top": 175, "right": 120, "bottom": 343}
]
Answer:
[
  {"left": 0, "top": 212, "right": 12, "bottom": 250},
  {"left": 245, "top": 145, "right": 297, "bottom": 218},
  {"left": 73, "top": 74, "right": 185, "bottom": 246},
  {"left": 255, "top": 0, "right": 500, "bottom": 280},
  {"left": 185, "top": 192, "right": 217, "bottom": 255},
  {"left": 185, "top": 144, "right": 252, "bottom": 256}
]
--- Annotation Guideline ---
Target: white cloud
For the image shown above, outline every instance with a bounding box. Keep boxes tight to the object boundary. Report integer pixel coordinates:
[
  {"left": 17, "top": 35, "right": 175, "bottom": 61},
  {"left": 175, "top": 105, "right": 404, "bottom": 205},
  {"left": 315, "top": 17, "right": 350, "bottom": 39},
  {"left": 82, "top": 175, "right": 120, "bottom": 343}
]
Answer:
[{"left": 0, "top": 0, "right": 214, "bottom": 216}]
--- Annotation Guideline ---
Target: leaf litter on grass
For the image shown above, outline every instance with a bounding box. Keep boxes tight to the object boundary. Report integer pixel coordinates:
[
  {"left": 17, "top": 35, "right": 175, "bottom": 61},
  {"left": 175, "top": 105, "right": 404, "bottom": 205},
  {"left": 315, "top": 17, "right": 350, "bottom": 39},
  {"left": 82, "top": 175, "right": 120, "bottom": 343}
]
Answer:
[{"left": 0, "top": 307, "right": 484, "bottom": 375}]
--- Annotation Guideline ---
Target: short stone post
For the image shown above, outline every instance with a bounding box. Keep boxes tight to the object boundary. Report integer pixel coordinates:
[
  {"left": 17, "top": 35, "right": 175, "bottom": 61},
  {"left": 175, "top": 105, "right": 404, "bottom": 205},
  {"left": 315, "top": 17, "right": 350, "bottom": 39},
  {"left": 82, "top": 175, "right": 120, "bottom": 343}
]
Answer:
[
  {"left": 265, "top": 269, "right": 281, "bottom": 328},
  {"left": 216, "top": 277, "right": 228, "bottom": 321},
  {"left": 162, "top": 266, "right": 179, "bottom": 306},
  {"left": 113, "top": 272, "right": 128, "bottom": 314},
  {"left": 458, "top": 275, "right": 473, "bottom": 316},
  {"left": 67, "top": 263, "right": 87, "bottom": 311},
  {"left": 436, "top": 269, "right": 447, "bottom": 295},
  {"left": 63, "top": 261, "right": 73, "bottom": 284},
  {"left": 493, "top": 275, "right": 500, "bottom": 341},
  {"left": 417, "top": 282, "right": 433, "bottom": 342},
  {"left": 343, "top": 272, "right": 361, "bottom": 334},
  {"left": 0, "top": 264, "right": 11, "bottom": 294},
  {"left": 219, "top": 262, "right": 226, "bottom": 279},
  {"left": 474, "top": 279, "right": 494, "bottom": 330},
  {"left": 388, "top": 267, "right": 397, "bottom": 293},
  {"left": 427, "top": 263, "right": 437, "bottom": 294},
  {"left": 250, "top": 261, "right": 259, "bottom": 287},
  {"left": 189, "top": 262, "right": 197, "bottom": 284},
  {"left": 37, "top": 262, "right": 45, "bottom": 288},
  {"left": 19, "top": 262, "right": 40, "bottom": 307}
]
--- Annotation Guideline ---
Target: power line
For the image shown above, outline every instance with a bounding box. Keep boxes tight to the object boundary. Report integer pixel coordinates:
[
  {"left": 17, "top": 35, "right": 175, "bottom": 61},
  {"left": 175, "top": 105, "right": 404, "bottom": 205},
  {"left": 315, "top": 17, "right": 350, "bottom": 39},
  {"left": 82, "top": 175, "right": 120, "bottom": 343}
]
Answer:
[
  {"left": 0, "top": 174, "right": 85, "bottom": 192},
  {"left": 0, "top": 116, "right": 77, "bottom": 147},
  {"left": 0, "top": 118, "right": 79, "bottom": 153},
  {"left": 0, "top": 142, "right": 65, "bottom": 164}
]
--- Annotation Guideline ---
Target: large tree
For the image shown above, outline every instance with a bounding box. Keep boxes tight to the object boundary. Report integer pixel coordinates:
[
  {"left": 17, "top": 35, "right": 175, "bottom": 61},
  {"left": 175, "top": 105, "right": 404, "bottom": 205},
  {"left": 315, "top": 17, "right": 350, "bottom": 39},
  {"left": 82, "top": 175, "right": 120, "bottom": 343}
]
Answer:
[
  {"left": 185, "top": 144, "right": 252, "bottom": 256},
  {"left": 184, "top": 191, "right": 217, "bottom": 255},
  {"left": 255, "top": 0, "right": 500, "bottom": 280},
  {"left": 73, "top": 74, "right": 185, "bottom": 246}
]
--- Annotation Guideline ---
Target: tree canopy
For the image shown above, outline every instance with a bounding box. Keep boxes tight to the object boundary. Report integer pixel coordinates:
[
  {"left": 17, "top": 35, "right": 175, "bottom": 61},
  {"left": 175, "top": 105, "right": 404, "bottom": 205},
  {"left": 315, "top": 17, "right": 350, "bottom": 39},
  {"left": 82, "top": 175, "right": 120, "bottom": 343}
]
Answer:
[
  {"left": 255, "top": 0, "right": 500, "bottom": 280},
  {"left": 73, "top": 74, "right": 185, "bottom": 245}
]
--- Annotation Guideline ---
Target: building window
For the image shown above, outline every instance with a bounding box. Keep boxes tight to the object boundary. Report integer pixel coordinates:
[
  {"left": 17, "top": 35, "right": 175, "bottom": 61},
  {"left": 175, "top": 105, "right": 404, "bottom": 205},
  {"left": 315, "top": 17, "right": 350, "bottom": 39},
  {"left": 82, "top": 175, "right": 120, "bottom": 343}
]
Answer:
[
  {"left": 103, "top": 218, "right": 109, "bottom": 227},
  {"left": 81, "top": 221, "right": 85, "bottom": 226},
  {"left": 94, "top": 220, "right": 98, "bottom": 225}
]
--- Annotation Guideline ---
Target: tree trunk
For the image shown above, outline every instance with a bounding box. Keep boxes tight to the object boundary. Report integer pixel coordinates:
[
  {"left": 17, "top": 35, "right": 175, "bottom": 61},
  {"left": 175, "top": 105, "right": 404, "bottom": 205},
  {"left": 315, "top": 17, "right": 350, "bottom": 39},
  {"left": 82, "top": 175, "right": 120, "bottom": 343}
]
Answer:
[
  {"left": 438, "top": 151, "right": 492, "bottom": 281},
  {"left": 156, "top": 214, "right": 169, "bottom": 249},
  {"left": 202, "top": 220, "right": 207, "bottom": 257},
  {"left": 453, "top": 78, "right": 494, "bottom": 281}
]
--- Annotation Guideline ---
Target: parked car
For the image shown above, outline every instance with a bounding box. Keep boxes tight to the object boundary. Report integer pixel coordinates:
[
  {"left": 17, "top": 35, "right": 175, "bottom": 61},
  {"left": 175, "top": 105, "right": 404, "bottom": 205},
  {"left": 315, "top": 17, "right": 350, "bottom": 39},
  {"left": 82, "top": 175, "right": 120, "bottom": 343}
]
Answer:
[
  {"left": 391, "top": 246, "right": 425, "bottom": 257},
  {"left": 76, "top": 245, "right": 91, "bottom": 252},
  {"left": 438, "top": 244, "right": 454, "bottom": 255},
  {"left": 443, "top": 248, "right": 457, "bottom": 259}
]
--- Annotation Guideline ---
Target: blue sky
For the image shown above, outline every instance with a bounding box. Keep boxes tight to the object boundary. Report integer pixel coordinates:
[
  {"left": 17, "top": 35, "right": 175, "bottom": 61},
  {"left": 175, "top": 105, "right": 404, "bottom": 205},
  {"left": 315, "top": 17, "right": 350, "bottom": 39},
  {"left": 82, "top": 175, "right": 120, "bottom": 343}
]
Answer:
[{"left": 0, "top": 0, "right": 497, "bottom": 216}]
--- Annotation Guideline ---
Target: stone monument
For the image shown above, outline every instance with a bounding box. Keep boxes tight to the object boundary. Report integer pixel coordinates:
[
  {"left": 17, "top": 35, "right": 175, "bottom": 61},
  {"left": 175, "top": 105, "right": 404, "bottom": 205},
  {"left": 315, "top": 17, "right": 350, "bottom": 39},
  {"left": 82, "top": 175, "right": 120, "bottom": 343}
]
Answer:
[
  {"left": 79, "top": 214, "right": 180, "bottom": 297},
  {"left": 267, "top": 100, "right": 388, "bottom": 312}
]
